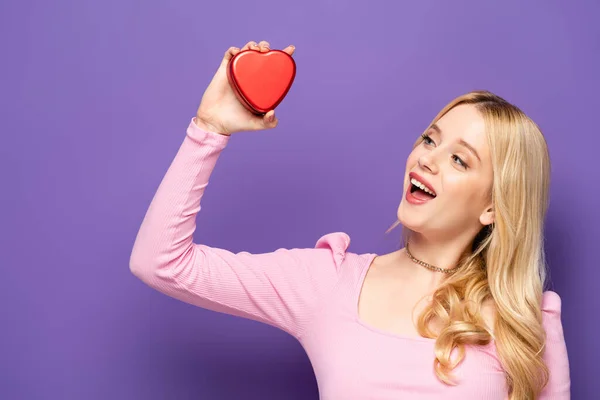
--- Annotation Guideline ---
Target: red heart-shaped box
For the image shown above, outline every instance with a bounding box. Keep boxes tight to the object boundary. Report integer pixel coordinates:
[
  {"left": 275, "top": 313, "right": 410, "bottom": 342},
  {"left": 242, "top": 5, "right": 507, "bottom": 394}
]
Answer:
[{"left": 227, "top": 49, "right": 296, "bottom": 115}]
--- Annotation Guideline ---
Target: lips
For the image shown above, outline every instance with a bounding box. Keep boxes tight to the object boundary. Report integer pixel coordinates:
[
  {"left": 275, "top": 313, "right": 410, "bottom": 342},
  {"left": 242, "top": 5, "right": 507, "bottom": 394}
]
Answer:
[
  {"left": 409, "top": 172, "right": 436, "bottom": 195},
  {"left": 406, "top": 186, "right": 434, "bottom": 205},
  {"left": 406, "top": 172, "right": 437, "bottom": 205}
]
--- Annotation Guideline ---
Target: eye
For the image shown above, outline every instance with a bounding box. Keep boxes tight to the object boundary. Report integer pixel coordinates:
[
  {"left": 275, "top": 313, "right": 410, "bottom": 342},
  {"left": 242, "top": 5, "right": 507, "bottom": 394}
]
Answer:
[
  {"left": 452, "top": 155, "right": 468, "bottom": 168},
  {"left": 421, "top": 133, "right": 435, "bottom": 146}
]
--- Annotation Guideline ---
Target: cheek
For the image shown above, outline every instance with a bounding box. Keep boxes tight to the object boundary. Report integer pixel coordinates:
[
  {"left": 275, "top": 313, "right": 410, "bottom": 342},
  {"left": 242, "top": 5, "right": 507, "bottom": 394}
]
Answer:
[
  {"left": 444, "top": 176, "right": 479, "bottom": 202},
  {"left": 445, "top": 179, "right": 489, "bottom": 214},
  {"left": 405, "top": 149, "right": 420, "bottom": 168},
  {"left": 404, "top": 150, "right": 420, "bottom": 182}
]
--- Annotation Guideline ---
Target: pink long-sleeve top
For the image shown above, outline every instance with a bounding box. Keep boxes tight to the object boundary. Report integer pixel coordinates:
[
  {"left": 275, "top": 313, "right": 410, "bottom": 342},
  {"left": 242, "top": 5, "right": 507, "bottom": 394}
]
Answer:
[{"left": 129, "top": 118, "right": 570, "bottom": 399}]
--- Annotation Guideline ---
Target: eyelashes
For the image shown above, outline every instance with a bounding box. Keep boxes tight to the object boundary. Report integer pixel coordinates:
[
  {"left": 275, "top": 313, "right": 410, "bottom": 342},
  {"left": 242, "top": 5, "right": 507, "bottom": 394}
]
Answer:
[{"left": 452, "top": 155, "right": 467, "bottom": 168}]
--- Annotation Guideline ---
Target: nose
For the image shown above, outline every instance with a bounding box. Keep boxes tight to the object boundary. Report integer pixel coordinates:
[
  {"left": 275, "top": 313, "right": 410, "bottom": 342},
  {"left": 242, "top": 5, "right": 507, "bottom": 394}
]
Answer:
[{"left": 418, "top": 152, "right": 438, "bottom": 174}]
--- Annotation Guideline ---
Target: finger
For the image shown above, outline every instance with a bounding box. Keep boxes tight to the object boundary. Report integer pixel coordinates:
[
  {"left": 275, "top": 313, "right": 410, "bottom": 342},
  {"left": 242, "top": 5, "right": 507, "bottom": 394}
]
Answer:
[
  {"left": 248, "top": 110, "right": 277, "bottom": 131},
  {"left": 263, "top": 110, "right": 278, "bottom": 128},
  {"left": 222, "top": 46, "right": 241, "bottom": 64},
  {"left": 264, "top": 110, "right": 275, "bottom": 123},
  {"left": 282, "top": 45, "right": 295, "bottom": 56},
  {"left": 258, "top": 41, "right": 270, "bottom": 52},
  {"left": 242, "top": 41, "right": 258, "bottom": 51}
]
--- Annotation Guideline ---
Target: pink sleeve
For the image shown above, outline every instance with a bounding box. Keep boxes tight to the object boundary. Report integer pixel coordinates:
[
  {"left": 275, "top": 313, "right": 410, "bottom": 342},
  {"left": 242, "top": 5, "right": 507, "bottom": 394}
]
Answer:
[
  {"left": 538, "top": 290, "right": 571, "bottom": 399},
  {"left": 129, "top": 118, "right": 350, "bottom": 339}
]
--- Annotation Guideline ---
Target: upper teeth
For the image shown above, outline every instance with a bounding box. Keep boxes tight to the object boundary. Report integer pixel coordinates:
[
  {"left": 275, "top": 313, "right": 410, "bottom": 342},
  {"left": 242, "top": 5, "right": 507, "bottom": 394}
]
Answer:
[{"left": 411, "top": 178, "right": 435, "bottom": 196}]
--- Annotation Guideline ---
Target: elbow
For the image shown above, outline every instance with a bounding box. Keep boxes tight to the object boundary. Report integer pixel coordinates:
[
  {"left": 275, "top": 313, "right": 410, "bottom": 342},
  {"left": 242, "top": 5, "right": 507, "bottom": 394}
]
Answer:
[
  {"left": 129, "top": 252, "right": 182, "bottom": 285},
  {"left": 128, "top": 236, "right": 162, "bottom": 283},
  {"left": 129, "top": 258, "right": 142, "bottom": 279},
  {"left": 129, "top": 252, "right": 157, "bottom": 283},
  {"left": 129, "top": 243, "right": 197, "bottom": 284}
]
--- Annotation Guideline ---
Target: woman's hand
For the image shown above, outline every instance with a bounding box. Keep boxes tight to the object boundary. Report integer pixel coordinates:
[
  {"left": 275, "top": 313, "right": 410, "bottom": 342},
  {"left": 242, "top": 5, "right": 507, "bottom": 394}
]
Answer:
[{"left": 195, "top": 40, "right": 295, "bottom": 136}]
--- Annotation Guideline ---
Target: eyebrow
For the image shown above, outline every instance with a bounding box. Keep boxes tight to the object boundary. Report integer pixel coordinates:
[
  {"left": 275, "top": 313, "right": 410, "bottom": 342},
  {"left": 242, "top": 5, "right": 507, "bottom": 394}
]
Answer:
[{"left": 429, "top": 123, "right": 481, "bottom": 162}]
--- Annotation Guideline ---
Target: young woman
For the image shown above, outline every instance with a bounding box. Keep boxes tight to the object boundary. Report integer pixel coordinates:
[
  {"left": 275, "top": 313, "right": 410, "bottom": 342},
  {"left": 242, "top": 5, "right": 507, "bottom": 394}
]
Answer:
[{"left": 130, "top": 40, "right": 570, "bottom": 399}]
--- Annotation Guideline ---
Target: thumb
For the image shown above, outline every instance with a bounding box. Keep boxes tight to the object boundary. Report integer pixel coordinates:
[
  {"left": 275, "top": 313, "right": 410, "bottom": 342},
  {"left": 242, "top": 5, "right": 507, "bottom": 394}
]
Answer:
[{"left": 249, "top": 110, "right": 278, "bottom": 130}]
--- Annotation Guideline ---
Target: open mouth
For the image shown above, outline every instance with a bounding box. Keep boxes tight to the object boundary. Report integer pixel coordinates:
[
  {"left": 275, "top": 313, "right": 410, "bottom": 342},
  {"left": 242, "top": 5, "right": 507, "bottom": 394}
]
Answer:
[{"left": 409, "top": 178, "right": 437, "bottom": 200}]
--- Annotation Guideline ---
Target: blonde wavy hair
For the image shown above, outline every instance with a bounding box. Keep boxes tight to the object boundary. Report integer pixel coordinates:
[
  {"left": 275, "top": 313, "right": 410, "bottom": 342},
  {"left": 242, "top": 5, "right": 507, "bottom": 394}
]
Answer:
[{"left": 386, "top": 91, "right": 551, "bottom": 399}]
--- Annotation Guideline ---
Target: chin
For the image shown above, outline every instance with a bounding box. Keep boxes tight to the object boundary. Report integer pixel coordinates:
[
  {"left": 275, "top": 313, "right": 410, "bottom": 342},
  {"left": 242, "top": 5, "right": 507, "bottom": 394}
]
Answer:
[{"left": 396, "top": 201, "right": 423, "bottom": 233}]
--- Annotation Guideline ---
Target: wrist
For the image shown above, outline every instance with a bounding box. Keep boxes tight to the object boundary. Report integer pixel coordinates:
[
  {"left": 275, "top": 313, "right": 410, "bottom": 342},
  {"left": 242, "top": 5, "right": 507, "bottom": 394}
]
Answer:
[{"left": 193, "top": 116, "right": 231, "bottom": 136}]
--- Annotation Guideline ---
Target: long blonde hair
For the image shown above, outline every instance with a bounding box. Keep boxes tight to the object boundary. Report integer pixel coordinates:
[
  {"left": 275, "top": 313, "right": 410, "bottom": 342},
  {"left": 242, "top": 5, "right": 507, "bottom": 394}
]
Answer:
[{"left": 386, "top": 91, "right": 551, "bottom": 399}]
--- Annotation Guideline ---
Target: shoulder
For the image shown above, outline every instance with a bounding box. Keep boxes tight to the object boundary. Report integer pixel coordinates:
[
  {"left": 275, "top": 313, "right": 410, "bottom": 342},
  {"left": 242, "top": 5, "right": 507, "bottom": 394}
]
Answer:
[
  {"left": 539, "top": 291, "right": 571, "bottom": 396},
  {"left": 541, "top": 290, "right": 565, "bottom": 341},
  {"left": 479, "top": 291, "right": 563, "bottom": 337},
  {"left": 313, "top": 232, "right": 352, "bottom": 268},
  {"left": 313, "top": 231, "right": 375, "bottom": 276},
  {"left": 542, "top": 290, "right": 562, "bottom": 314}
]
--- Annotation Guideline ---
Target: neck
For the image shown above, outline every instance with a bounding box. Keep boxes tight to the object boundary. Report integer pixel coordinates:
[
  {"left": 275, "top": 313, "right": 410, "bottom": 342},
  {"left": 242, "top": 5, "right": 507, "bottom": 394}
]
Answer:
[{"left": 404, "top": 230, "right": 474, "bottom": 275}]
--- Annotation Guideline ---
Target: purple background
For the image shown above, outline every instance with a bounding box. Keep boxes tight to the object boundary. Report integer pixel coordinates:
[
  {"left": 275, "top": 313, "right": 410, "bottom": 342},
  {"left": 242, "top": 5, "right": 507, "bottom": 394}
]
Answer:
[{"left": 1, "top": 0, "right": 598, "bottom": 398}]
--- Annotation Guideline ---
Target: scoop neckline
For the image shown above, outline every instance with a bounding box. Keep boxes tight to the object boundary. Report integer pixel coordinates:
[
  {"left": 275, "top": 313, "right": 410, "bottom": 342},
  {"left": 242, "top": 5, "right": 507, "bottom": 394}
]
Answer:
[{"left": 353, "top": 253, "right": 437, "bottom": 343}]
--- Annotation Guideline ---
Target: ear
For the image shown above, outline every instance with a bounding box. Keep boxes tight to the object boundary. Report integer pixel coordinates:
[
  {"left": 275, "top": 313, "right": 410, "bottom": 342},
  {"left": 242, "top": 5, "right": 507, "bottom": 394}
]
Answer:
[{"left": 479, "top": 206, "right": 495, "bottom": 227}]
